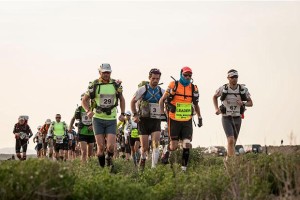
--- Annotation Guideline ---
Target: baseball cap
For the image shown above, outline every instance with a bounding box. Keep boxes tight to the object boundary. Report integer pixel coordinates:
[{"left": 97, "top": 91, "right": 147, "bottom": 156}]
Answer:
[
  {"left": 45, "top": 119, "right": 51, "bottom": 124},
  {"left": 182, "top": 66, "right": 192, "bottom": 74},
  {"left": 18, "top": 116, "right": 25, "bottom": 121},
  {"left": 125, "top": 110, "right": 132, "bottom": 116},
  {"left": 99, "top": 63, "right": 112, "bottom": 73}
]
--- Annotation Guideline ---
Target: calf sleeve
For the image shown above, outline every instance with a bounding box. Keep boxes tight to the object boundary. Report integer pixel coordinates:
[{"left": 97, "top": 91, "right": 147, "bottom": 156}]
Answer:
[{"left": 182, "top": 148, "right": 190, "bottom": 167}]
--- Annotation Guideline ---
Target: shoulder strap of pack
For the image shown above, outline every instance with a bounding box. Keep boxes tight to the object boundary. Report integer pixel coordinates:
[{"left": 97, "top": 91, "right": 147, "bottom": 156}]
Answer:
[
  {"left": 141, "top": 84, "right": 149, "bottom": 99},
  {"left": 158, "top": 85, "right": 163, "bottom": 97},
  {"left": 89, "top": 79, "right": 99, "bottom": 100}
]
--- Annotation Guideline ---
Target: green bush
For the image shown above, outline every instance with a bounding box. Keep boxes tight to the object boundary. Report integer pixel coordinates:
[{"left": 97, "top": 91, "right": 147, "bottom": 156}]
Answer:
[{"left": 0, "top": 150, "right": 299, "bottom": 200}]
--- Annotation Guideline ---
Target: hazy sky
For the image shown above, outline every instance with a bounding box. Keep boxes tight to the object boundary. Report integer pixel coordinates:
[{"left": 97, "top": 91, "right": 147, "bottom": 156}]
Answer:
[{"left": 1, "top": 1, "right": 299, "bottom": 152}]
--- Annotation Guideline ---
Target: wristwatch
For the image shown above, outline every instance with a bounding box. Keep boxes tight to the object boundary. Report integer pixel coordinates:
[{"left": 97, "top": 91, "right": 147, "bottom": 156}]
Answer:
[{"left": 121, "top": 113, "right": 125, "bottom": 116}]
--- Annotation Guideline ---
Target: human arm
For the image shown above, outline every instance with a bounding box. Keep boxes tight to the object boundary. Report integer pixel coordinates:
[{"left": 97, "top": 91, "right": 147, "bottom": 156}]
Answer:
[
  {"left": 82, "top": 94, "right": 93, "bottom": 118},
  {"left": 118, "top": 93, "right": 126, "bottom": 122},
  {"left": 130, "top": 96, "right": 139, "bottom": 123},
  {"left": 69, "top": 116, "right": 75, "bottom": 133},
  {"left": 159, "top": 92, "right": 168, "bottom": 115}
]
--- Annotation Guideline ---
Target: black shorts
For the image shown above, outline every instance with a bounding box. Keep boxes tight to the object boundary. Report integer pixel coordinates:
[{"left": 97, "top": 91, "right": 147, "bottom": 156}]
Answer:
[
  {"left": 78, "top": 134, "right": 95, "bottom": 144},
  {"left": 69, "top": 143, "right": 76, "bottom": 151},
  {"left": 15, "top": 139, "right": 28, "bottom": 153},
  {"left": 36, "top": 143, "right": 43, "bottom": 151},
  {"left": 125, "top": 143, "right": 131, "bottom": 154},
  {"left": 130, "top": 137, "right": 140, "bottom": 147},
  {"left": 138, "top": 118, "right": 161, "bottom": 135},
  {"left": 169, "top": 118, "right": 193, "bottom": 141},
  {"left": 54, "top": 142, "right": 68, "bottom": 152}
]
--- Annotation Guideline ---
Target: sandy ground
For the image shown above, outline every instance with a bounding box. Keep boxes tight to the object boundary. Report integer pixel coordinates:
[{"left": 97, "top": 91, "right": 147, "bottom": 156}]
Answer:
[{"left": 0, "top": 154, "right": 37, "bottom": 161}]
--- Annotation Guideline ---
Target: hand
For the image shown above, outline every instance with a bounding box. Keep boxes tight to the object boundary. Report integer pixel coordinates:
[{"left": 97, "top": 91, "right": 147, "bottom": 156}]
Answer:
[
  {"left": 15, "top": 133, "right": 20, "bottom": 139},
  {"left": 215, "top": 109, "right": 221, "bottom": 115},
  {"left": 88, "top": 125, "right": 93, "bottom": 131},
  {"left": 133, "top": 115, "right": 140, "bottom": 123},
  {"left": 87, "top": 111, "right": 94, "bottom": 118},
  {"left": 118, "top": 114, "right": 125, "bottom": 122},
  {"left": 198, "top": 117, "right": 203, "bottom": 127},
  {"left": 237, "top": 100, "right": 244, "bottom": 106},
  {"left": 68, "top": 128, "right": 72, "bottom": 133}
]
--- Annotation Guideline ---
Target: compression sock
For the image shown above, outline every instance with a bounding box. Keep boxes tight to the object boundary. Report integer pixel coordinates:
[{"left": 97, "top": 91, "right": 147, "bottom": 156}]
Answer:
[
  {"left": 98, "top": 155, "right": 105, "bottom": 167},
  {"left": 182, "top": 148, "right": 190, "bottom": 167}
]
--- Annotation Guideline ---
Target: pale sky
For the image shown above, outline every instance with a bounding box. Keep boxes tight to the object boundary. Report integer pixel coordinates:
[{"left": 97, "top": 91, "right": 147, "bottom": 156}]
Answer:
[{"left": 1, "top": 1, "right": 300, "bottom": 152}]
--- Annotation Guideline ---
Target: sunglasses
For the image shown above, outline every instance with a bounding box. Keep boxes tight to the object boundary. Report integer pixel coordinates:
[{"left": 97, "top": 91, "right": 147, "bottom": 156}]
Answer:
[
  {"left": 183, "top": 73, "right": 192, "bottom": 77},
  {"left": 56, "top": 117, "right": 61, "bottom": 119},
  {"left": 102, "top": 71, "right": 111, "bottom": 74},
  {"left": 230, "top": 76, "right": 238, "bottom": 79}
]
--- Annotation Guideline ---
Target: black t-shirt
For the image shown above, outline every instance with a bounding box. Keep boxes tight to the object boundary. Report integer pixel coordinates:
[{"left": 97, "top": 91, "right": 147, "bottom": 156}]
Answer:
[{"left": 13, "top": 123, "right": 31, "bottom": 135}]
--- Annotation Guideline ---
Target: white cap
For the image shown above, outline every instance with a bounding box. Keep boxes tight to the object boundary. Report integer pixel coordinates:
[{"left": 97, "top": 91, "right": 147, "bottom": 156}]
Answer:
[
  {"left": 37, "top": 125, "right": 42, "bottom": 130},
  {"left": 99, "top": 63, "right": 112, "bottom": 72},
  {"left": 45, "top": 119, "right": 51, "bottom": 124},
  {"left": 125, "top": 110, "right": 131, "bottom": 116}
]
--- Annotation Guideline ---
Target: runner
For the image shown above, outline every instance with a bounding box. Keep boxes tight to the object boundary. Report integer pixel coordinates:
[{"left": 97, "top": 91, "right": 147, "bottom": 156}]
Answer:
[
  {"left": 159, "top": 66, "right": 203, "bottom": 172},
  {"left": 131, "top": 68, "right": 165, "bottom": 169},
  {"left": 13, "top": 116, "right": 33, "bottom": 160},
  {"left": 213, "top": 69, "right": 253, "bottom": 159},
  {"left": 124, "top": 111, "right": 141, "bottom": 166},
  {"left": 82, "top": 63, "right": 125, "bottom": 169},
  {"left": 68, "top": 127, "right": 77, "bottom": 161},
  {"left": 116, "top": 118, "right": 130, "bottom": 160},
  {"left": 69, "top": 94, "right": 94, "bottom": 163},
  {"left": 47, "top": 114, "right": 68, "bottom": 161},
  {"left": 41, "top": 119, "right": 52, "bottom": 158},
  {"left": 33, "top": 126, "right": 43, "bottom": 158}
]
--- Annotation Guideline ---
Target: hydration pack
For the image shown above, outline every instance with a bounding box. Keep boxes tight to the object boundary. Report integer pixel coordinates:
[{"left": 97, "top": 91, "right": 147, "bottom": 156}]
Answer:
[
  {"left": 88, "top": 79, "right": 122, "bottom": 114},
  {"left": 166, "top": 79, "right": 199, "bottom": 113},
  {"left": 220, "top": 84, "right": 248, "bottom": 101}
]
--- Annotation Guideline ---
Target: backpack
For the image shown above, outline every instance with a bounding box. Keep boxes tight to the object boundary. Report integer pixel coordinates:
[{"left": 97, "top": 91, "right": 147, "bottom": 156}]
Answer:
[
  {"left": 220, "top": 84, "right": 248, "bottom": 101},
  {"left": 75, "top": 106, "right": 82, "bottom": 120},
  {"left": 165, "top": 79, "right": 199, "bottom": 114},
  {"left": 138, "top": 81, "right": 163, "bottom": 100},
  {"left": 137, "top": 81, "right": 163, "bottom": 118},
  {"left": 88, "top": 79, "right": 122, "bottom": 112},
  {"left": 166, "top": 80, "right": 199, "bottom": 105},
  {"left": 51, "top": 121, "right": 67, "bottom": 134}
]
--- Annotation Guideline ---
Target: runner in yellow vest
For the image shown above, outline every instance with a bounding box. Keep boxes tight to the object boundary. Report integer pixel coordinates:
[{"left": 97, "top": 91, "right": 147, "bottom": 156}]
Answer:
[
  {"left": 48, "top": 114, "right": 68, "bottom": 161},
  {"left": 82, "top": 63, "right": 125, "bottom": 170}
]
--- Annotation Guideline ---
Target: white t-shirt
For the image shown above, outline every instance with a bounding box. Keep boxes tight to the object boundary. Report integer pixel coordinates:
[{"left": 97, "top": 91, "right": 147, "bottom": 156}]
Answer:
[{"left": 215, "top": 84, "right": 251, "bottom": 117}]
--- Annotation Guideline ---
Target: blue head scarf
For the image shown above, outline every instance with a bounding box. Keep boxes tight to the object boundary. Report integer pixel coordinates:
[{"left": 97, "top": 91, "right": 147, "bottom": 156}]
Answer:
[{"left": 179, "top": 71, "right": 191, "bottom": 87}]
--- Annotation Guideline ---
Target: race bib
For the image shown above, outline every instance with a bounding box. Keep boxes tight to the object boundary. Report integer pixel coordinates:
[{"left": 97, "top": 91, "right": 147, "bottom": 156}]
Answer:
[
  {"left": 149, "top": 103, "right": 161, "bottom": 119},
  {"left": 56, "top": 136, "right": 64, "bottom": 144},
  {"left": 225, "top": 100, "right": 240, "bottom": 116},
  {"left": 99, "top": 94, "right": 115, "bottom": 107},
  {"left": 19, "top": 132, "right": 28, "bottom": 140},
  {"left": 175, "top": 103, "right": 192, "bottom": 120},
  {"left": 81, "top": 112, "right": 92, "bottom": 125}
]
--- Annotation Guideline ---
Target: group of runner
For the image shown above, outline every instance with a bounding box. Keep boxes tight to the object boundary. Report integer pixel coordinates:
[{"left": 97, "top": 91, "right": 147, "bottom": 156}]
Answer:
[{"left": 12, "top": 64, "right": 253, "bottom": 171}]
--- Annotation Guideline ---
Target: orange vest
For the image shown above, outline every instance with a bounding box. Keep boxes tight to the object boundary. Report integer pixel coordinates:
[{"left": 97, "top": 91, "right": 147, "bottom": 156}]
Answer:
[{"left": 167, "top": 81, "right": 197, "bottom": 121}]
